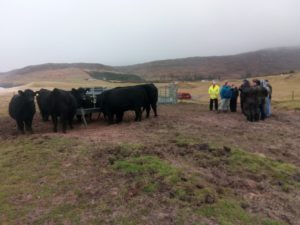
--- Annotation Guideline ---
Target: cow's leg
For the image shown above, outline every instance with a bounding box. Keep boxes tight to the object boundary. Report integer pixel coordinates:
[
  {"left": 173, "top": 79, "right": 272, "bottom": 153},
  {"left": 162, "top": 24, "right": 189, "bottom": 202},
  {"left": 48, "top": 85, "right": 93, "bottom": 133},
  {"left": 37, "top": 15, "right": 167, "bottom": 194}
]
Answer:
[
  {"left": 41, "top": 111, "right": 49, "bottom": 122},
  {"left": 61, "top": 119, "right": 67, "bottom": 133},
  {"left": 60, "top": 113, "right": 68, "bottom": 133},
  {"left": 68, "top": 116, "right": 74, "bottom": 129},
  {"left": 16, "top": 119, "right": 25, "bottom": 134},
  {"left": 45, "top": 113, "right": 50, "bottom": 121},
  {"left": 146, "top": 105, "right": 151, "bottom": 118},
  {"left": 151, "top": 103, "right": 158, "bottom": 117},
  {"left": 134, "top": 108, "right": 142, "bottom": 121},
  {"left": 24, "top": 119, "right": 33, "bottom": 133},
  {"left": 116, "top": 112, "right": 124, "bottom": 123},
  {"left": 52, "top": 115, "right": 58, "bottom": 132},
  {"left": 107, "top": 111, "right": 114, "bottom": 124},
  {"left": 76, "top": 115, "right": 82, "bottom": 122}
]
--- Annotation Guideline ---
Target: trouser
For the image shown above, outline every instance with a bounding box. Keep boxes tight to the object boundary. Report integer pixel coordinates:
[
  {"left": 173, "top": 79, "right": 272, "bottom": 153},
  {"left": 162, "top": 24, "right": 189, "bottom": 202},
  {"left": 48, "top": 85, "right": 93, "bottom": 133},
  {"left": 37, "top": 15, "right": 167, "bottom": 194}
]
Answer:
[
  {"left": 230, "top": 98, "right": 237, "bottom": 112},
  {"left": 265, "top": 97, "right": 271, "bottom": 117},
  {"left": 219, "top": 98, "right": 230, "bottom": 111},
  {"left": 209, "top": 99, "right": 218, "bottom": 111},
  {"left": 259, "top": 103, "right": 266, "bottom": 120}
]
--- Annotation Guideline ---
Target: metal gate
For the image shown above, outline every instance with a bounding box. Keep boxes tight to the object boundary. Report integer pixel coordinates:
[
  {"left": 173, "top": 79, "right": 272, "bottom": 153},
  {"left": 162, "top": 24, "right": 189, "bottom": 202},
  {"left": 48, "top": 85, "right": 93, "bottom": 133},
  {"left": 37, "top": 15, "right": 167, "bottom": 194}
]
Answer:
[{"left": 158, "top": 83, "right": 178, "bottom": 104}]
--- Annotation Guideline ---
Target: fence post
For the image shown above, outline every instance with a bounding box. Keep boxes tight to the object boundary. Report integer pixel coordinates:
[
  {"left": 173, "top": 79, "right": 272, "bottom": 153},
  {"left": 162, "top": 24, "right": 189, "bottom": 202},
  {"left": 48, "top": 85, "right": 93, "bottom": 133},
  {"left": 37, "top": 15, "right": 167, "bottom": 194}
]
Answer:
[{"left": 292, "top": 91, "right": 294, "bottom": 101}]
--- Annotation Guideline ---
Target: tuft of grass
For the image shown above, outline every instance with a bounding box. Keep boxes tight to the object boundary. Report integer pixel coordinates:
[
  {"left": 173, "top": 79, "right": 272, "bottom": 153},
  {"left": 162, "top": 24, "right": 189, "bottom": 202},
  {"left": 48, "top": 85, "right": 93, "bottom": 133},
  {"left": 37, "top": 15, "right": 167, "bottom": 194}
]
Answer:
[
  {"left": 174, "top": 136, "right": 199, "bottom": 147},
  {"left": 198, "top": 199, "right": 288, "bottom": 225},
  {"left": 113, "top": 155, "right": 182, "bottom": 197},
  {"left": 113, "top": 155, "right": 179, "bottom": 181},
  {"left": 228, "top": 149, "right": 298, "bottom": 185}
]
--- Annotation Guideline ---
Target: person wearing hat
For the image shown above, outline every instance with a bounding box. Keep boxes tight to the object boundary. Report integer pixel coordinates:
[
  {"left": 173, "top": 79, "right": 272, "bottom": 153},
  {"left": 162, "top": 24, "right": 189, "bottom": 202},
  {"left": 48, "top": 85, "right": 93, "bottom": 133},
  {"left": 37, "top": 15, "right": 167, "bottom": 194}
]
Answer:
[{"left": 208, "top": 80, "right": 220, "bottom": 111}]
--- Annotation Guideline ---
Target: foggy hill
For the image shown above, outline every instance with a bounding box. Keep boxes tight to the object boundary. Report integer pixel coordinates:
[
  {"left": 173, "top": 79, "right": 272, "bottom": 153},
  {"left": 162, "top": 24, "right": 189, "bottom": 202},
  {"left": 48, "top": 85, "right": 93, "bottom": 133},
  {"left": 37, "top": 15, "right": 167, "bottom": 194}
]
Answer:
[
  {"left": 118, "top": 46, "right": 300, "bottom": 80},
  {"left": 0, "top": 63, "right": 113, "bottom": 76},
  {"left": 1, "top": 47, "right": 300, "bottom": 83}
]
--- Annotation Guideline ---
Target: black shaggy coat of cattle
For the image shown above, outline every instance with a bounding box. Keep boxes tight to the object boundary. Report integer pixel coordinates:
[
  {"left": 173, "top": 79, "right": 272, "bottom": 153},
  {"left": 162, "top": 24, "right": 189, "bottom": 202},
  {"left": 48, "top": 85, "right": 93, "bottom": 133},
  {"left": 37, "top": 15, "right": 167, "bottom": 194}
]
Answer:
[
  {"left": 9, "top": 89, "right": 36, "bottom": 133},
  {"left": 70, "top": 88, "right": 94, "bottom": 109},
  {"left": 70, "top": 87, "right": 95, "bottom": 121},
  {"left": 97, "top": 85, "right": 149, "bottom": 123},
  {"left": 49, "top": 88, "right": 78, "bottom": 133},
  {"left": 36, "top": 88, "right": 51, "bottom": 121},
  {"left": 135, "top": 83, "right": 158, "bottom": 117}
]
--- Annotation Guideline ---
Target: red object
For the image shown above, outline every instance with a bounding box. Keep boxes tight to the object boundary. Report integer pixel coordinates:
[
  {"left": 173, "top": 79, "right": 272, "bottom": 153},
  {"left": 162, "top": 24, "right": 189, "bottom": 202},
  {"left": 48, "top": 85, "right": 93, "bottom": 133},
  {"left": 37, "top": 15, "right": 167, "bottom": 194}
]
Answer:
[{"left": 177, "top": 92, "right": 192, "bottom": 99}]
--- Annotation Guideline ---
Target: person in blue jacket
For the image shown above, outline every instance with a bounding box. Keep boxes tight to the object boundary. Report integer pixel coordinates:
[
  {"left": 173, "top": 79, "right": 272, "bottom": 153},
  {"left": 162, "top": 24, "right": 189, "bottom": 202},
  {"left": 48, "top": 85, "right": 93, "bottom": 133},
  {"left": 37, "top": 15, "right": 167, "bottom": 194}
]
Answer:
[{"left": 219, "top": 82, "right": 232, "bottom": 112}]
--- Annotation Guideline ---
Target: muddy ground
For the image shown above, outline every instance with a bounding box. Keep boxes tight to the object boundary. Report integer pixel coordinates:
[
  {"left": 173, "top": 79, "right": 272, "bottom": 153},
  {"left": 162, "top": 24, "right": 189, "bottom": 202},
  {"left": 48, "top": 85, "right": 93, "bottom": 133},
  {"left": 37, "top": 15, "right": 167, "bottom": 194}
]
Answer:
[
  {"left": 0, "top": 103, "right": 299, "bottom": 225},
  {"left": 1, "top": 104, "right": 299, "bottom": 165}
]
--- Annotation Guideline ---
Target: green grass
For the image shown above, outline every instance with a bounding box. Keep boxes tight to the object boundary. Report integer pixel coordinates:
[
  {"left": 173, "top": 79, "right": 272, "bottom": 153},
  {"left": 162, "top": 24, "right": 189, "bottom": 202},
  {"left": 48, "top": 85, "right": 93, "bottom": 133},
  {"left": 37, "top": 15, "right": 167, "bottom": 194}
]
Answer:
[
  {"left": 0, "top": 132, "right": 298, "bottom": 224},
  {"left": 0, "top": 136, "right": 90, "bottom": 224},
  {"left": 174, "top": 136, "right": 199, "bottom": 147},
  {"left": 113, "top": 155, "right": 179, "bottom": 181},
  {"left": 198, "top": 199, "right": 288, "bottom": 225},
  {"left": 228, "top": 149, "right": 298, "bottom": 185}
]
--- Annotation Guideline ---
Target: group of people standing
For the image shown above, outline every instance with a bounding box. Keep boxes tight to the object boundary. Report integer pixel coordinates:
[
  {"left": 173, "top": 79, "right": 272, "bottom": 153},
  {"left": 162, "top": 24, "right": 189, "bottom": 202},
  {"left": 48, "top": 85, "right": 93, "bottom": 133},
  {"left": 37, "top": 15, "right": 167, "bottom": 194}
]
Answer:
[
  {"left": 208, "top": 81, "right": 239, "bottom": 113},
  {"left": 208, "top": 79, "right": 272, "bottom": 121}
]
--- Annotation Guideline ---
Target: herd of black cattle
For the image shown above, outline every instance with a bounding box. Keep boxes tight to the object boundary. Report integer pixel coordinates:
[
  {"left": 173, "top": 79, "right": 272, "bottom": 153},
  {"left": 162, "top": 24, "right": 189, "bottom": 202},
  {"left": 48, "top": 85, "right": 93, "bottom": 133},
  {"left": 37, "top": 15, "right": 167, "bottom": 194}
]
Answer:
[
  {"left": 8, "top": 84, "right": 158, "bottom": 134},
  {"left": 8, "top": 80, "right": 273, "bottom": 134}
]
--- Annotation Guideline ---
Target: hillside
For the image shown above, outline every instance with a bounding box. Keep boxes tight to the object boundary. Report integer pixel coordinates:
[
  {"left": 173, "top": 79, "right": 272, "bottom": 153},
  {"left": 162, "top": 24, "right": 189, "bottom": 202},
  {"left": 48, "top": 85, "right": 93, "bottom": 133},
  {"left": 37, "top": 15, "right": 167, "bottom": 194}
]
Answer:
[
  {"left": 1, "top": 47, "right": 300, "bottom": 84},
  {"left": 118, "top": 47, "right": 300, "bottom": 80},
  {"left": 0, "top": 63, "right": 144, "bottom": 86}
]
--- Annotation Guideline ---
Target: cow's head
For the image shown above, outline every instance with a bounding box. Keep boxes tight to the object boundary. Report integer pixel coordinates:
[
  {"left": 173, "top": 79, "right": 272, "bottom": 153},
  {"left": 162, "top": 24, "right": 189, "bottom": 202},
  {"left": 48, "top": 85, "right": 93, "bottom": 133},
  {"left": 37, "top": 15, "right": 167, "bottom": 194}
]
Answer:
[{"left": 18, "top": 89, "right": 36, "bottom": 103}]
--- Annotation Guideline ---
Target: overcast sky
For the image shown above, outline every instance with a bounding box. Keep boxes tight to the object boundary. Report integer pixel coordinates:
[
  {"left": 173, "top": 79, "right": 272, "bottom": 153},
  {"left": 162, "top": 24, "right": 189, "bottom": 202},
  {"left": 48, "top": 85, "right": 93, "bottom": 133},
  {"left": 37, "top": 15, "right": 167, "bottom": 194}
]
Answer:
[{"left": 0, "top": 0, "right": 299, "bottom": 72}]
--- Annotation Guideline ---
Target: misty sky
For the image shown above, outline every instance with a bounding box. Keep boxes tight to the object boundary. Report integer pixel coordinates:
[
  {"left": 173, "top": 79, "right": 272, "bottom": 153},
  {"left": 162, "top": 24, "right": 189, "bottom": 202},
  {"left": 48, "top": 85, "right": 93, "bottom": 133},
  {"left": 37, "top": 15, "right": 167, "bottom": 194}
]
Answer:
[{"left": 0, "top": 0, "right": 300, "bottom": 72}]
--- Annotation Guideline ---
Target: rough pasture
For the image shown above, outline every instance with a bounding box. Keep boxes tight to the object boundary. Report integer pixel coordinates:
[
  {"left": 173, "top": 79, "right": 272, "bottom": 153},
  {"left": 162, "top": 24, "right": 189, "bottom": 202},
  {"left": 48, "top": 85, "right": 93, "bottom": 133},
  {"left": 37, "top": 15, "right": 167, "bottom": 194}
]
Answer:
[{"left": 0, "top": 103, "right": 299, "bottom": 225}]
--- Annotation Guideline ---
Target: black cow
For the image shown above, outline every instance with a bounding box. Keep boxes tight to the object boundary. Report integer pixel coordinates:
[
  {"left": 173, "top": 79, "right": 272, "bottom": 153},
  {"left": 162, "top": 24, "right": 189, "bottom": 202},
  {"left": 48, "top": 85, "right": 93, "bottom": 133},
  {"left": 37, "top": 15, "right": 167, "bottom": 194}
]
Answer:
[
  {"left": 49, "top": 88, "right": 77, "bottom": 133},
  {"left": 70, "top": 87, "right": 95, "bottom": 121},
  {"left": 97, "top": 86, "right": 149, "bottom": 123},
  {"left": 9, "top": 89, "right": 36, "bottom": 133},
  {"left": 36, "top": 88, "right": 51, "bottom": 121},
  {"left": 70, "top": 88, "right": 93, "bottom": 108},
  {"left": 135, "top": 83, "right": 158, "bottom": 117}
]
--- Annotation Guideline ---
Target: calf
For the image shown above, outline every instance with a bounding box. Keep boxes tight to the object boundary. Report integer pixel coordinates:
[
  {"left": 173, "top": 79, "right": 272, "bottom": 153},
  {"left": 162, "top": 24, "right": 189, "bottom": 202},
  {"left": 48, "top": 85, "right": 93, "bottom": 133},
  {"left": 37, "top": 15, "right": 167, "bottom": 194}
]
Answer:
[
  {"left": 49, "top": 88, "right": 77, "bottom": 133},
  {"left": 9, "top": 89, "right": 36, "bottom": 133},
  {"left": 36, "top": 88, "right": 51, "bottom": 121}
]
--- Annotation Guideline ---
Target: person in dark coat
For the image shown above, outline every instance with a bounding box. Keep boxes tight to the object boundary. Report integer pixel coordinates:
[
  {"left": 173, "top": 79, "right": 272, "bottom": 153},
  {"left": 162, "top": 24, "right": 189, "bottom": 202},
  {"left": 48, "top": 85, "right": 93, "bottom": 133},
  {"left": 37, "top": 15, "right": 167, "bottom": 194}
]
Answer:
[
  {"left": 239, "top": 79, "right": 250, "bottom": 114},
  {"left": 230, "top": 85, "right": 239, "bottom": 112}
]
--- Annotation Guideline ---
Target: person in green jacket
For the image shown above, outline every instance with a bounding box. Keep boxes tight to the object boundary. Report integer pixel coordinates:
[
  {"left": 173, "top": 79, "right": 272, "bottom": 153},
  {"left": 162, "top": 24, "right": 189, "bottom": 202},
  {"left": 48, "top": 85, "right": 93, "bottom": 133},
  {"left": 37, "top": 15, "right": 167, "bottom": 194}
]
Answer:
[{"left": 208, "top": 80, "right": 220, "bottom": 111}]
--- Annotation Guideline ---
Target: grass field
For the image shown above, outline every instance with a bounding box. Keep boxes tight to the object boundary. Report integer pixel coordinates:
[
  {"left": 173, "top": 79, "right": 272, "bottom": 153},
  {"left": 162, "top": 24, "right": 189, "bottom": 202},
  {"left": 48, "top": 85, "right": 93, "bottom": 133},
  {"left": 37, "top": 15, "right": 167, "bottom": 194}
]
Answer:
[{"left": 0, "top": 73, "right": 300, "bottom": 224}]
